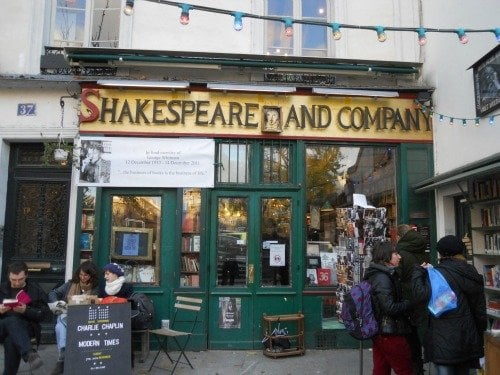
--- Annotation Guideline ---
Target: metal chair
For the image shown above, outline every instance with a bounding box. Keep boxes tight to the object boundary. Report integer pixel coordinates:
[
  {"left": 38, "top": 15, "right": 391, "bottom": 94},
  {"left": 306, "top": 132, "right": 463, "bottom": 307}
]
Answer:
[{"left": 148, "top": 296, "right": 202, "bottom": 373}]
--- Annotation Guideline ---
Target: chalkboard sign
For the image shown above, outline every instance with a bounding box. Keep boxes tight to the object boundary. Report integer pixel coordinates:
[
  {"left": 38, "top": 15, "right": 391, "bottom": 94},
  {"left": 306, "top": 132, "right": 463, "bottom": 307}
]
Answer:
[{"left": 65, "top": 303, "right": 132, "bottom": 375}]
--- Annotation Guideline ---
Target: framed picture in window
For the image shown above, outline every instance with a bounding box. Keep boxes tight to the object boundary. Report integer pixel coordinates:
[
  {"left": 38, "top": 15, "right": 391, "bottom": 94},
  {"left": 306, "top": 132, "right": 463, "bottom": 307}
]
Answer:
[
  {"left": 472, "top": 45, "right": 500, "bottom": 117},
  {"left": 111, "top": 227, "right": 153, "bottom": 261}
]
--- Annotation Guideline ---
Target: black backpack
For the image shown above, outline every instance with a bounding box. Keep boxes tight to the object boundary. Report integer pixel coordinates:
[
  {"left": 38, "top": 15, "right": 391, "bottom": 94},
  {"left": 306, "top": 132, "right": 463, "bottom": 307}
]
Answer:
[{"left": 129, "top": 292, "right": 154, "bottom": 330}]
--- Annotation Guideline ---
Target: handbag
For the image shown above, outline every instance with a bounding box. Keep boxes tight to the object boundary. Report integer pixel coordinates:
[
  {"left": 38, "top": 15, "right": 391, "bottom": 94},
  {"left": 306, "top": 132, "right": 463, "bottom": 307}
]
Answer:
[{"left": 427, "top": 267, "right": 457, "bottom": 317}]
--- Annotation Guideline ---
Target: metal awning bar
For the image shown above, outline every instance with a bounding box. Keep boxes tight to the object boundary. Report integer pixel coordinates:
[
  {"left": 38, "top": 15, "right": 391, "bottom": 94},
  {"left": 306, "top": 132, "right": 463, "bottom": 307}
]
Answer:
[
  {"left": 97, "top": 79, "right": 190, "bottom": 88},
  {"left": 207, "top": 83, "right": 296, "bottom": 93},
  {"left": 312, "top": 87, "right": 399, "bottom": 97},
  {"left": 414, "top": 158, "right": 500, "bottom": 193}
]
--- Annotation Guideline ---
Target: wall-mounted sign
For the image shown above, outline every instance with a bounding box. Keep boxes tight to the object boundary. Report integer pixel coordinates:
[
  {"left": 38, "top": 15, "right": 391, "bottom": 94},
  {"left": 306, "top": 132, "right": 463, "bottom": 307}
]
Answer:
[
  {"left": 77, "top": 136, "right": 215, "bottom": 187},
  {"left": 17, "top": 103, "right": 36, "bottom": 116},
  {"left": 472, "top": 45, "right": 500, "bottom": 117},
  {"left": 65, "top": 303, "right": 132, "bottom": 375},
  {"left": 79, "top": 88, "right": 432, "bottom": 142}
]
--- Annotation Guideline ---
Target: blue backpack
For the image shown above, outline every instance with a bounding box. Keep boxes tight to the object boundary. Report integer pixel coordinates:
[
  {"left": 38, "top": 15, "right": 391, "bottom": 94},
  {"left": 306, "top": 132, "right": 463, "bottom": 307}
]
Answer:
[{"left": 340, "top": 281, "right": 379, "bottom": 340}]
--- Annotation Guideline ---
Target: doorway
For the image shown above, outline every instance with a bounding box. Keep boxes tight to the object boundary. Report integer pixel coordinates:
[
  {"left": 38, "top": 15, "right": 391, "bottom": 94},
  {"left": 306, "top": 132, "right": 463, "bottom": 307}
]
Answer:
[
  {"left": 2, "top": 143, "right": 71, "bottom": 342},
  {"left": 208, "top": 190, "right": 302, "bottom": 349}
]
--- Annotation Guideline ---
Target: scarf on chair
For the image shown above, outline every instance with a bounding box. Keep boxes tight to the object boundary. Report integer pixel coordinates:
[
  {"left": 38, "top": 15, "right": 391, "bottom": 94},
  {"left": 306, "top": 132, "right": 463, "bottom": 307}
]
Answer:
[{"left": 105, "top": 276, "right": 125, "bottom": 296}]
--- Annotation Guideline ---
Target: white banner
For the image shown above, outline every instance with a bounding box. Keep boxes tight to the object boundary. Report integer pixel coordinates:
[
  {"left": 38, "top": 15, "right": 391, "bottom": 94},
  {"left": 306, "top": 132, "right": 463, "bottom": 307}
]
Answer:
[{"left": 77, "top": 137, "right": 215, "bottom": 187}]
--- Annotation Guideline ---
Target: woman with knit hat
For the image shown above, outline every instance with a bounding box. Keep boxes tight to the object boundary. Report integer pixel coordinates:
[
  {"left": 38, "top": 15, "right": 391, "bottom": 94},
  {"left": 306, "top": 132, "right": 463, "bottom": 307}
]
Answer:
[
  {"left": 102, "top": 263, "right": 133, "bottom": 299},
  {"left": 412, "top": 235, "right": 487, "bottom": 375},
  {"left": 48, "top": 260, "right": 100, "bottom": 375}
]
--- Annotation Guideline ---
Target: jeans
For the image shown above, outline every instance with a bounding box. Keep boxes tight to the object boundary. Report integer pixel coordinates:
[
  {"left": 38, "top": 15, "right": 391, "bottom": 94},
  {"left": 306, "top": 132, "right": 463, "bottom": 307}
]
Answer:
[
  {"left": 55, "top": 314, "right": 68, "bottom": 351},
  {"left": 434, "top": 364, "right": 471, "bottom": 375},
  {"left": 0, "top": 315, "right": 34, "bottom": 375}
]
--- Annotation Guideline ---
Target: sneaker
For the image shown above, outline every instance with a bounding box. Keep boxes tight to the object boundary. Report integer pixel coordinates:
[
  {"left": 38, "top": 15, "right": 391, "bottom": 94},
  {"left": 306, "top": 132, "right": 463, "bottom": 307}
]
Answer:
[
  {"left": 50, "top": 360, "right": 64, "bottom": 375},
  {"left": 27, "top": 351, "right": 43, "bottom": 371}
]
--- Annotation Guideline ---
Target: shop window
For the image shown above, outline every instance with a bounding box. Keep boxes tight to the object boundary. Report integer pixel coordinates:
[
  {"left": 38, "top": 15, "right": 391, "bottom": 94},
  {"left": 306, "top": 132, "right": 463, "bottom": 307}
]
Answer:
[
  {"left": 305, "top": 145, "right": 397, "bottom": 289},
  {"left": 216, "top": 197, "right": 248, "bottom": 286},
  {"left": 49, "top": 0, "right": 120, "bottom": 47},
  {"left": 216, "top": 141, "right": 251, "bottom": 184},
  {"left": 266, "top": 0, "right": 328, "bottom": 57},
  {"left": 181, "top": 188, "right": 201, "bottom": 287},
  {"left": 261, "top": 198, "right": 291, "bottom": 286},
  {"left": 262, "top": 142, "right": 291, "bottom": 184},
  {"left": 110, "top": 195, "right": 161, "bottom": 285}
]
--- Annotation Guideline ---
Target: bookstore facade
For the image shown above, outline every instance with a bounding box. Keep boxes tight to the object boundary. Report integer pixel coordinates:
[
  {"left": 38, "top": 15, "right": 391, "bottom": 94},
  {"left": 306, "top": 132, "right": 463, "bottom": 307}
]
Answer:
[{"left": 75, "top": 84, "right": 434, "bottom": 350}]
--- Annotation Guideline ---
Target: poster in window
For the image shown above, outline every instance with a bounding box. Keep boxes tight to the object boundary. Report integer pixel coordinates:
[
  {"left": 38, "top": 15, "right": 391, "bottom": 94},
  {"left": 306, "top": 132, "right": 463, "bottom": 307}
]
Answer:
[{"left": 218, "top": 297, "right": 241, "bottom": 329}]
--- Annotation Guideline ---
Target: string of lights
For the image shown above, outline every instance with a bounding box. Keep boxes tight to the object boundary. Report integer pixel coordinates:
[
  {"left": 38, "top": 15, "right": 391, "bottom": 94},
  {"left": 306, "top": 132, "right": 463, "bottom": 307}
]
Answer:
[
  {"left": 124, "top": 0, "right": 500, "bottom": 45},
  {"left": 122, "top": 0, "right": 499, "bottom": 126},
  {"left": 415, "top": 102, "right": 499, "bottom": 126}
]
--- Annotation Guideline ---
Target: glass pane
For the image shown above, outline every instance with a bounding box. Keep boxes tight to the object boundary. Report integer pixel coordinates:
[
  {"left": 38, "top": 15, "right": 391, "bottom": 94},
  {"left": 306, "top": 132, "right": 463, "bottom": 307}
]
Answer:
[
  {"left": 261, "top": 198, "right": 291, "bottom": 286},
  {"left": 181, "top": 188, "right": 201, "bottom": 287},
  {"left": 217, "top": 142, "right": 250, "bottom": 184},
  {"left": 262, "top": 144, "right": 290, "bottom": 183},
  {"left": 91, "top": 0, "right": 120, "bottom": 47},
  {"left": 217, "top": 198, "right": 248, "bottom": 286},
  {"left": 302, "top": 0, "right": 327, "bottom": 56},
  {"left": 266, "top": 0, "right": 293, "bottom": 55},
  {"left": 110, "top": 195, "right": 161, "bottom": 285},
  {"left": 54, "top": 0, "right": 86, "bottom": 47},
  {"left": 305, "top": 145, "right": 397, "bottom": 288}
]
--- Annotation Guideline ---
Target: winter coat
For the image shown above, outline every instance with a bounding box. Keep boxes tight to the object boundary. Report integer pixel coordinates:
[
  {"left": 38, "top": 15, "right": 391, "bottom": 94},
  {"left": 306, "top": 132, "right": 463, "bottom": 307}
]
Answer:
[
  {"left": 397, "top": 230, "right": 430, "bottom": 325},
  {"left": 0, "top": 279, "right": 50, "bottom": 345},
  {"left": 48, "top": 280, "right": 101, "bottom": 303},
  {"left": 412, "top": 257, "right": 487, "bottom": 366},
  {"left": 363, "top": 262, "right": 412, "bottom": 336}
]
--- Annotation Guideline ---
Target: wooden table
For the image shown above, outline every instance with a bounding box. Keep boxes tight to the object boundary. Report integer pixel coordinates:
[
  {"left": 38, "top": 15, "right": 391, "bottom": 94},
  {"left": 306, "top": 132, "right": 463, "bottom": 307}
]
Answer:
[{"left": 262, "top": 313, "right": 305, "bottom": 358}]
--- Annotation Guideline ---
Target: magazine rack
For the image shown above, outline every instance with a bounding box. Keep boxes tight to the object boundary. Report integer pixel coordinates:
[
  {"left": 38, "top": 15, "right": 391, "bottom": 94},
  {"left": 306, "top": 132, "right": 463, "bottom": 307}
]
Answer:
[{"left": 262, "top": 313, "right": 305, "bottom": 358}]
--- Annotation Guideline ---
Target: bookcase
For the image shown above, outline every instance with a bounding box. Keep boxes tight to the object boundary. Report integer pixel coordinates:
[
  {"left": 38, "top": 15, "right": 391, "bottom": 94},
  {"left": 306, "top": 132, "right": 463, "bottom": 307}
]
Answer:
[
  {"left": 180, "top": 188, "right": 201, "bottom": 287},
  {"left": 79, "top": 187, "right": 97, "bottom": 263},
  {"left": 469, "top": 172, "right": 500, "bottom": 328}
]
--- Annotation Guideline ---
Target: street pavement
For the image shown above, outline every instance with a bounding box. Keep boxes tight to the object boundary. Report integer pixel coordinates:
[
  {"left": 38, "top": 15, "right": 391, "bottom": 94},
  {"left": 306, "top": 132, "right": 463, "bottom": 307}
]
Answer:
[{"left": 6, "top": 343, "right": 377, "bottom": 375}]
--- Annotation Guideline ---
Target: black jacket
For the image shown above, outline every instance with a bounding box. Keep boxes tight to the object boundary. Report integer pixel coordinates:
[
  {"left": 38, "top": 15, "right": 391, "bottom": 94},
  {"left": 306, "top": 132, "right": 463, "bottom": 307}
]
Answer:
[
  {"left": 0, "top": 279, "right": 50, "bottom": 344},
  {"left": 412, "top": 258, "right": 487, "bottom": 366},
  {"left": 397, "top": 230, "right": 430, "bottom": 325},
  {"left": 363, "top": 262, "right": 412, "bottom": 336}
]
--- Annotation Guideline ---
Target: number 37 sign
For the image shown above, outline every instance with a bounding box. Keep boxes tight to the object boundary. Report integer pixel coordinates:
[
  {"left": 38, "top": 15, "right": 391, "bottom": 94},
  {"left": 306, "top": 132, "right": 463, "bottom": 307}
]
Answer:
[{"left": 17, "top": 103, "right": 36, "bottom": 116}]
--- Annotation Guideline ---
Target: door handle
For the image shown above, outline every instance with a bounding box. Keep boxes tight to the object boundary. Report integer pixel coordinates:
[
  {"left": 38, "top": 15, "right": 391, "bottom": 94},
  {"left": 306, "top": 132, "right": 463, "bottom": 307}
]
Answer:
[{"left": 248, "top": 264, "right": 254, "bottom": 284}]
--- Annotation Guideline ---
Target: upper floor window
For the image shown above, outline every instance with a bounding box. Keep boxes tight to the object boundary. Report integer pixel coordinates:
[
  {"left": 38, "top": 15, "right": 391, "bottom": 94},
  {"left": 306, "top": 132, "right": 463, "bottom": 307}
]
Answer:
[
  {"left": 51, "top": 0, "right": 120, "bottom": 47},
  {"left": 266, "top": 0, "right": 327, "bottom": 57}
]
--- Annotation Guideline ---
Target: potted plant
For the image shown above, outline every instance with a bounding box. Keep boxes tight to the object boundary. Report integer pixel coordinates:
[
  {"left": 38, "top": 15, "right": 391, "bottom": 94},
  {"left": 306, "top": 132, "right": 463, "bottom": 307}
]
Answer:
[{"left": 43, "top": 142, "right": 73, "bottom": 165}]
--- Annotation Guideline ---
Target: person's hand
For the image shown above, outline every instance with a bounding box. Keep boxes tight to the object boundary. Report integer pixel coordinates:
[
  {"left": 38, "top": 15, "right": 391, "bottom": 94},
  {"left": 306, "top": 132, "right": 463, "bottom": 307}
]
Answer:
[
  {"left": 420, "top": 262, "right": 433, "bottom": 269},
  {"left": 12, "top": 303, "right": 26, "bottom": 314},
  {"left": 0, "top": 304, "right": 11, "bottom": 314},
  {"left": 48, "top": 300, "right": 67, "bottom": 315}
]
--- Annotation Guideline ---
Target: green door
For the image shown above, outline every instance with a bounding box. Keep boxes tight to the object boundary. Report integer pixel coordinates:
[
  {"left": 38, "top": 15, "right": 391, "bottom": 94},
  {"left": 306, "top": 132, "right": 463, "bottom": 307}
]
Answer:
[{"left": 208, "top": 190, "right": 302, "bottom": 349}]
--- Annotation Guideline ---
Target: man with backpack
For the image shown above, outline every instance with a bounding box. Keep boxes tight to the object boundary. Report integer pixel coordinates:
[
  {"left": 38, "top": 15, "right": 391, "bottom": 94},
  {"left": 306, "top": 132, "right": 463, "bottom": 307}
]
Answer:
[{"left": 363, "top": 241, "right": 414, "bottom": 375}]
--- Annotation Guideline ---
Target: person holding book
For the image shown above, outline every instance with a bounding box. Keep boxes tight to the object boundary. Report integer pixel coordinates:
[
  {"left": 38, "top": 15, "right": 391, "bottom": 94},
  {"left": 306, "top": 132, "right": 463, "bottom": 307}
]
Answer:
[
  {"left": 412, "top": 235, "right": 487, "bottom": 375},
  {"left": 396, "top": 224, "right": 429, "bottom": 375},
  {"left": 47, "top": 260, "right": 100, "bottom": 375},
  {"left": 0, "top": 261, "right": 49, "bottom": 374}
]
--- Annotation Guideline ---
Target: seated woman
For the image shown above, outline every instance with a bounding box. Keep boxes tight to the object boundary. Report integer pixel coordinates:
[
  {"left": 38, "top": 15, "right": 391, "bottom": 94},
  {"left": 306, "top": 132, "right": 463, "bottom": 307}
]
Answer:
[
  {"left": 101, "top": 263, "right": 133, "bottom": 299},
  {"left": 48, "top": 260, "right": 100, "bottom": 375}
]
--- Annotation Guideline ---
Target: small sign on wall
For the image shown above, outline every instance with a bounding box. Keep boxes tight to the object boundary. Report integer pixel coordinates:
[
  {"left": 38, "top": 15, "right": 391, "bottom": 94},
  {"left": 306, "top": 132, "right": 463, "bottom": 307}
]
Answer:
[{"left": 17, "top": 103, "right": 36, "bottom": 116}]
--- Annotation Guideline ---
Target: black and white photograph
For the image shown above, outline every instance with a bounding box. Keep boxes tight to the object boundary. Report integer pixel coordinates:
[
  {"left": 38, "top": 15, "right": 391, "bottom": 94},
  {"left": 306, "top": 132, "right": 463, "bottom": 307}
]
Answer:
[
  {"left": 218, "top": 297, "right": 241, "bottom": 329},
  {"left": 79, "top": 140, "right": 111, "bottom": 183}
]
